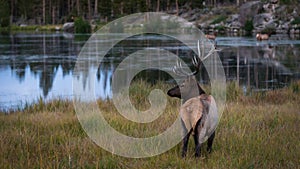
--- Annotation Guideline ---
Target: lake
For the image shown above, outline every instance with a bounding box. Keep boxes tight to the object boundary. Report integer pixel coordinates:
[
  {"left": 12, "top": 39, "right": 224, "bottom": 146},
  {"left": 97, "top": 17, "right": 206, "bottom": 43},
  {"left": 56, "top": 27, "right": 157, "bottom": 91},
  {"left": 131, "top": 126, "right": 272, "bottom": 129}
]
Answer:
[{"left": 0, "top": 32, "right": 299, "bottom": 110}]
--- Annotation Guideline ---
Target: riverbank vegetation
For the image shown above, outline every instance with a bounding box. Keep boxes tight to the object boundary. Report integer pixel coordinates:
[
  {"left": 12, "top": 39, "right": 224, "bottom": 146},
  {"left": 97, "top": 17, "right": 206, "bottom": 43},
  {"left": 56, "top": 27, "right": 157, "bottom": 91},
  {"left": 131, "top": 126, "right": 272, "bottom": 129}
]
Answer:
[{"left": 0, "top": 81, "right": 299, "bottom": 168}]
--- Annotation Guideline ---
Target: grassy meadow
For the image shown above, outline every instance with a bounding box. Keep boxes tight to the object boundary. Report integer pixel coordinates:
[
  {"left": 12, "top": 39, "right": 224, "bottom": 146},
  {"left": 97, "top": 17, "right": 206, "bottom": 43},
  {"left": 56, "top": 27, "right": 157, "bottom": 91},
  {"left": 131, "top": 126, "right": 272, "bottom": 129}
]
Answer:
[{"left": 0, "top": 81, "right": 299, "bottom": 168}]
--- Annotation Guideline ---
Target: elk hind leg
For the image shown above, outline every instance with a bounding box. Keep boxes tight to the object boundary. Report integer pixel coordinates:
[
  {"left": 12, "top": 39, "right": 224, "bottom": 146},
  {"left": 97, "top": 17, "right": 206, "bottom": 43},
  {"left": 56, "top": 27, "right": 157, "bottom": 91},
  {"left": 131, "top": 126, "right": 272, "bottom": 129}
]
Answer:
[
  {"left": 207, "top": 131, "right": 215, "bottom": 153},
  {"left": 193, "top": 130, "right": 201, "bottom": 157},
  {"left": 182, "top": 129, "right": 192, "bottom": 157}
]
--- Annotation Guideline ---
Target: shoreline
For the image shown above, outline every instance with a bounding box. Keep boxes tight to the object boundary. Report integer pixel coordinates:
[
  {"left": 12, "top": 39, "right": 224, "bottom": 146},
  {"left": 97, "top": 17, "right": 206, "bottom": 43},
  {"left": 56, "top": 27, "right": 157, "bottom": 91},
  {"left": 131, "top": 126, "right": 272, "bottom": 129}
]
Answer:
[{"left": 1, "top": 80, "right": 299, "bottom": 114}]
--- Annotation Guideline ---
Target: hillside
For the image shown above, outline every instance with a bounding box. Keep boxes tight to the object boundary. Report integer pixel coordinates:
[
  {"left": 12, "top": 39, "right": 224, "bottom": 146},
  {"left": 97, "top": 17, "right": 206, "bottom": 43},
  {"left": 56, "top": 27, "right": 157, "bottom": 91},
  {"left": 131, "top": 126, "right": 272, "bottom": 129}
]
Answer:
[{"left": 0, "top": 0, "right": 299, "bottom": 35}]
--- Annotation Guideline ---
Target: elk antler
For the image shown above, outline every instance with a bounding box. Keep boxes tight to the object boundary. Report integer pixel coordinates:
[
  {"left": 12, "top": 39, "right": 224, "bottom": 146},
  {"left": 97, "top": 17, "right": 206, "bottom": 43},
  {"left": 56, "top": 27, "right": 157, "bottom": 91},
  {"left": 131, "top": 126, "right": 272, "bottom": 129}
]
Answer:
[{"left": 173, "top": 39, "right": 217, "bottom": 76}]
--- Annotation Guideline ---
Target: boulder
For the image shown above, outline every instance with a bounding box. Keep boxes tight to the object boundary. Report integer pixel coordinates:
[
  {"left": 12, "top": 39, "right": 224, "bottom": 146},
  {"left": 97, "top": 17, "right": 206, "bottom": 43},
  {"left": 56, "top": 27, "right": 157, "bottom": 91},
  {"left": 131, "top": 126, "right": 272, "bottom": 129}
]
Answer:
[
  {"left": 229, "top": 21, "right": 242, "bottom": 29},
  {"left": 62, "top": 22, "right": 74, "bottom": 33},
  {"left": 225, "top": 14, "right": 242, "bottom": 30},
  {"left": 239, "top": 1, "right": 263, "bottom": 26},
  {"left": 19, "top": 24, "right": 27, "bottom": 27},
  {"left": 292, "top": 8, "right": 299, "bottom": 17},
  {"left": 253, "top": 13, "right": 275, "bottom": 30},
  {"left": 263, "top": 2, "right": 279, "bottom": 13}
]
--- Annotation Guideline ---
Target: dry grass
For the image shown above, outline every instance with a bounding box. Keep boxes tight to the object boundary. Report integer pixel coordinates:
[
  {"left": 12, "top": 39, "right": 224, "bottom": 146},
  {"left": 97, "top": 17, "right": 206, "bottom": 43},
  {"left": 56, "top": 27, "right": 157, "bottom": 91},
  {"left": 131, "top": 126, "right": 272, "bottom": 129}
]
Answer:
[{"left": 0, "top": 81, "right": 299, "bottom": 168}]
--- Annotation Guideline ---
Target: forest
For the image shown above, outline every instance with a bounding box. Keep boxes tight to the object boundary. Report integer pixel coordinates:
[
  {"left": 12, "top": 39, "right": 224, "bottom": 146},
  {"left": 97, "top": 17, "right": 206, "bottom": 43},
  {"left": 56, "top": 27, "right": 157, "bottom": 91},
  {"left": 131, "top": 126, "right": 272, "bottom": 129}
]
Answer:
[{"left": 0, "top": 0, "right": 246, "bottom": 27}]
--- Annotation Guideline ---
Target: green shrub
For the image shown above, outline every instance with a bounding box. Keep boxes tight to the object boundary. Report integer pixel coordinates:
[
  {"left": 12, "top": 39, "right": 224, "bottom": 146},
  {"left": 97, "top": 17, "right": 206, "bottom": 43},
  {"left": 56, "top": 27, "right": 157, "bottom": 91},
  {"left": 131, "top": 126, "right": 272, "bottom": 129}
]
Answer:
[
  {"left": 244, "top": 20, "right": 254, "bottom": 33},
  {"left": 261, "top": 27, "right": 276, "bottom": 34},
  {"left": 210, "top": 15, "right": 227, "bottom": 24},
  {"left": 215, "top": 25, "right": 226, "bottom": 32},
  {"left": 74, "top": 17, "right": 91, "bottom": 33},
  {"left": 0, "top": 0, "right": 10, "bottom": 28},
  {"left": 281, "top": 0, "right": 291, "bottom": 5},
  {"left": 291, "top": 17, "right": 300, "bottom": 25}
]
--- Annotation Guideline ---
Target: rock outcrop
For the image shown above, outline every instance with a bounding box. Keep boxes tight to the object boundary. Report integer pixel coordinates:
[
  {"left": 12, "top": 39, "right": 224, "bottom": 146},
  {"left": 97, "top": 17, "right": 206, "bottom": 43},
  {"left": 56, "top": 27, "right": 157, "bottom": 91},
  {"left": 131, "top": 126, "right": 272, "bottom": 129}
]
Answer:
[
  {"left": 253, "top": 13, "right": 276, "bottom": 31},
  {"left": 239, "top": 1, "right": 263, "bottom": 26},
  {"left": 178, "top": 0, "right": 300, "bottom": 35},
  {"left": 62, "top": 22, "right": 74, "bottom": 33}
]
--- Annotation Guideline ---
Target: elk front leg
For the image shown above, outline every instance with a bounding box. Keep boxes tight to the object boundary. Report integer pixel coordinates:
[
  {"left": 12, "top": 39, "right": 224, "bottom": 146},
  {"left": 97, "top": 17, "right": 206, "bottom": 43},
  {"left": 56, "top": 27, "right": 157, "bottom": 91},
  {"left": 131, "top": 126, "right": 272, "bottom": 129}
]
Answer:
[
  {"left": 181, "top": 119, "right": 192, "bottom": 158},
  {"left": 182, "top": 129, "right": 192, "bottom": 157}
]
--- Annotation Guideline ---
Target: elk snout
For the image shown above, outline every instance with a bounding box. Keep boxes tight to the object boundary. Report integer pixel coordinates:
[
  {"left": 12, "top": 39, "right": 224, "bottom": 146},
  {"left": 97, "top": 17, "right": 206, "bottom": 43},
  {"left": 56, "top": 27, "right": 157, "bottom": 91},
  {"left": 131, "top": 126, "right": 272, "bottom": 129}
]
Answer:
[{"left": 167, "top": 86, "right": 181, "bottom": 98}]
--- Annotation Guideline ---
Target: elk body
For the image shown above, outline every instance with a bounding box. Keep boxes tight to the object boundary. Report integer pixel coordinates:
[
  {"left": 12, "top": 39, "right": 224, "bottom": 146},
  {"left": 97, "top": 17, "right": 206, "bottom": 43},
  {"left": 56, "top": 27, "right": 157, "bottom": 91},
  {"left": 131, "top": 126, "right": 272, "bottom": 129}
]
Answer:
[
  {"left": 168, "top": 77, "right": 218, "bottom": 157},
  {"left": 205, "top": 34, "right": 216, "bottom": 41},
  {"left": 167, "top": 40, "right": 219, "bottom": 157},
  {"left": 256, "top": 33, "right": 269, "bottom": 40}
]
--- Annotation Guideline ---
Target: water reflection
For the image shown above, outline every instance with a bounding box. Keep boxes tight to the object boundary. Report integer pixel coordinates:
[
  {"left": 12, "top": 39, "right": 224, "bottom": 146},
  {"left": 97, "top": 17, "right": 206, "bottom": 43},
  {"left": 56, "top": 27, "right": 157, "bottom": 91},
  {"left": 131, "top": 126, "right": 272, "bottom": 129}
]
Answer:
[
  {"left": 219, "top": 44, "right": 298, "bottom": 91},
  {"left": 0, "top": 33, "right": 299, "bottom": 109}
]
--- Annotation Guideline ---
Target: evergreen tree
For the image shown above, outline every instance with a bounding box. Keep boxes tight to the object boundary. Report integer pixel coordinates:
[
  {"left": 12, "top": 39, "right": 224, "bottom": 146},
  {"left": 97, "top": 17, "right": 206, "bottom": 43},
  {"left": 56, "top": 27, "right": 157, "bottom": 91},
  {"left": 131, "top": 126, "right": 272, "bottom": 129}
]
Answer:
[{"left": 0, "top": 0, "right": 10, "bottom": 27}]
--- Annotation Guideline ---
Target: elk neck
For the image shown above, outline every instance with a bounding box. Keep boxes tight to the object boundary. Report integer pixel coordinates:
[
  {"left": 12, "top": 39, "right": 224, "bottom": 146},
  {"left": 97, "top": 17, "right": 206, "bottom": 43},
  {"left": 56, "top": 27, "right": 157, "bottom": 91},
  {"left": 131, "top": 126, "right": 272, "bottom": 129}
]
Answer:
[{"left": 182, "top": 81, "right": 206, "bottom": 103}]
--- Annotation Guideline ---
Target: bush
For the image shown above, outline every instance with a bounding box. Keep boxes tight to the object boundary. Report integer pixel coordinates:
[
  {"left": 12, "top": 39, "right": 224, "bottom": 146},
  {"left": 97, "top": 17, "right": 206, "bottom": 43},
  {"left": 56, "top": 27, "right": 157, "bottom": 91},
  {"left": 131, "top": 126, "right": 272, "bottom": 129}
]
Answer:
[
  {"left": 261, "top": 27, "right": 276, "bottom": 34},
  {"left": 0, "top": 0, "right": 10, "bottom": 28},
  {"left": 216, "top": 25, "right": 226, "bottom": 32},
  {"left": 210, "top": 15, "right": 227, "bottom": 24},
  {"left": 74, "top": 17, "right": 91, "bottom": 33},
  {"left": 244, "top": 20, "right": 254, "bottom": 34},
  {"left": 291, "top": 17, "right": 300, "bottom": 25}
]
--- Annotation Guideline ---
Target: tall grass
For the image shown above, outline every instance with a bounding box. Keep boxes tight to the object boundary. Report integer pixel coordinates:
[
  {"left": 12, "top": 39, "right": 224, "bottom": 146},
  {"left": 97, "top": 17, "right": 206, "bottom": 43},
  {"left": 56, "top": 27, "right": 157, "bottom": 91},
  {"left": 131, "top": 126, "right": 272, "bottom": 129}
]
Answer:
[{"left": 0, "top": 81, "right": 299, "bottom": 168}]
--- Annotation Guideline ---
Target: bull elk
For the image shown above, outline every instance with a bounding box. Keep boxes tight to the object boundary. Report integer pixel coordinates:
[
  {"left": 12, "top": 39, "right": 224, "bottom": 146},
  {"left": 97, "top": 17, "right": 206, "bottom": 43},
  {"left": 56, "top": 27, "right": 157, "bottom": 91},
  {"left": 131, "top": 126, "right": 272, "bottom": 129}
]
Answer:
[
  {"left": 256, "top": 33, "right": 269, "bottom": 41},
  {"left": 167, "top": 40, "right": 219, "bottom": 157},
  {"left": 205, "top": 34, "right": 216, "bottom": 41}
]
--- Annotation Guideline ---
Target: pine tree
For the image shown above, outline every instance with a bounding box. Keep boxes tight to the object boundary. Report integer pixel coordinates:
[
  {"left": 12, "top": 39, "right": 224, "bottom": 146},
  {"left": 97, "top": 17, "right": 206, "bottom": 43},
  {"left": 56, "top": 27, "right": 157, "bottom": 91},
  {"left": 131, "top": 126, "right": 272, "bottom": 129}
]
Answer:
[{"left": 0, "top": 0, "right": 10, "bottom": 27}]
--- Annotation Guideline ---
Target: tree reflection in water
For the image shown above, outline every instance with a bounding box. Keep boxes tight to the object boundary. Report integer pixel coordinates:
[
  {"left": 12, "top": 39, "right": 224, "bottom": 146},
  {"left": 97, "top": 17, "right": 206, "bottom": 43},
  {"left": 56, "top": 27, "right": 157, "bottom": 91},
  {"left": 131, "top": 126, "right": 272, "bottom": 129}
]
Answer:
[{"left": 0, "top": 33, "right": 299, "bottom": 109}]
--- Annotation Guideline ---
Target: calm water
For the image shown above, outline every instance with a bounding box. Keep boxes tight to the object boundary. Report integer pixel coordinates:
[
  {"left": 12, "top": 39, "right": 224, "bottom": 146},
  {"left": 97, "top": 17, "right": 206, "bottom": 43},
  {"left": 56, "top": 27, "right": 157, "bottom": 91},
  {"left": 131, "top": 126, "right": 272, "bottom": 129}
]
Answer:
[{"left": 0, "top": 32, "right": 299, "bottom": 110}]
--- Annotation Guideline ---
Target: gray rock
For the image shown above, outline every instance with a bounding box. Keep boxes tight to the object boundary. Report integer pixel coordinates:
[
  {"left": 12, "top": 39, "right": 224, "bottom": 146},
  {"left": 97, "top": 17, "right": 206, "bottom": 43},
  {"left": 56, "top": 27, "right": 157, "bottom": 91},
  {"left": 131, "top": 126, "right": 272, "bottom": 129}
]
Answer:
[
  {"left": 232, "top": 14, "right": 239, "bottom": 21},
  {"left": 19, "top": 24, "right": 27, "bottom": 27},
  {"left": 229, "top": 21, "right": 242, "bottom": 29},
  {"left": 290, "top": 28, "right": 295, "bottom": 34},
  {"left": 225, "top": 14, "right": 241, "bottom": 29},
  {"left": 282, "top": 23, "right": 290, "bottom": 30},
  {"left": 253, "top": 13, "right": 274, "bottom": 29},
  {"left": 189, "top": 12, "right": 202, "bottom": 22},
  {"left": 292, "top": 8, "right": 299, "bottom": 17},
  {"left": 63, "top": 22, "right": 74, "bottom": 33},
  {"left": 276, "top": 5, "right": 287, "bottom": 14},
  {"left": 265, "top": 22, "right": 277, "bottom": 29},
  {"left": 239, "top": 1, "right": 263, "bottom": 26}
]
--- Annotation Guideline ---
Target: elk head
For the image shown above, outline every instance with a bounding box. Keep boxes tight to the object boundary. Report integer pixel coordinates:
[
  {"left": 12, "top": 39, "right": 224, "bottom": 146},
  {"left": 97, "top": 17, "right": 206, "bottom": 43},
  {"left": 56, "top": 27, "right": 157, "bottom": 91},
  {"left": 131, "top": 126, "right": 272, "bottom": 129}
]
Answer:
[{"left": 167, "top": 40, "right": 216, "bottom": 103}]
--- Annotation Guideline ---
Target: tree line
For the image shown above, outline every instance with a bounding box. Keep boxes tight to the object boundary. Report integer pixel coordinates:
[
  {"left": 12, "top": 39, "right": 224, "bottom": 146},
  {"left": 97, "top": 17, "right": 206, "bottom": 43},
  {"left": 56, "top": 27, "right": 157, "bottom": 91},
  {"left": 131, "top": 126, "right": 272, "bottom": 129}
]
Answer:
[{"left": 0, "top": 0, "right": 244, "bottom": 27}]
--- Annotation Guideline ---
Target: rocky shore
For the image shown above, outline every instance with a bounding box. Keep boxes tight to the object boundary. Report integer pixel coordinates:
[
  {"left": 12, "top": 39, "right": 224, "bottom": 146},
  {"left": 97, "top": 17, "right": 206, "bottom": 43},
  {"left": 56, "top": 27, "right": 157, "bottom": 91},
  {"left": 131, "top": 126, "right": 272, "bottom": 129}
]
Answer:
[
  {"left": 173, "top": 0, "right": 300, "bottom": 35},
  {"left": 9, "top": 0, "right": 300, "bottom": 36}
]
